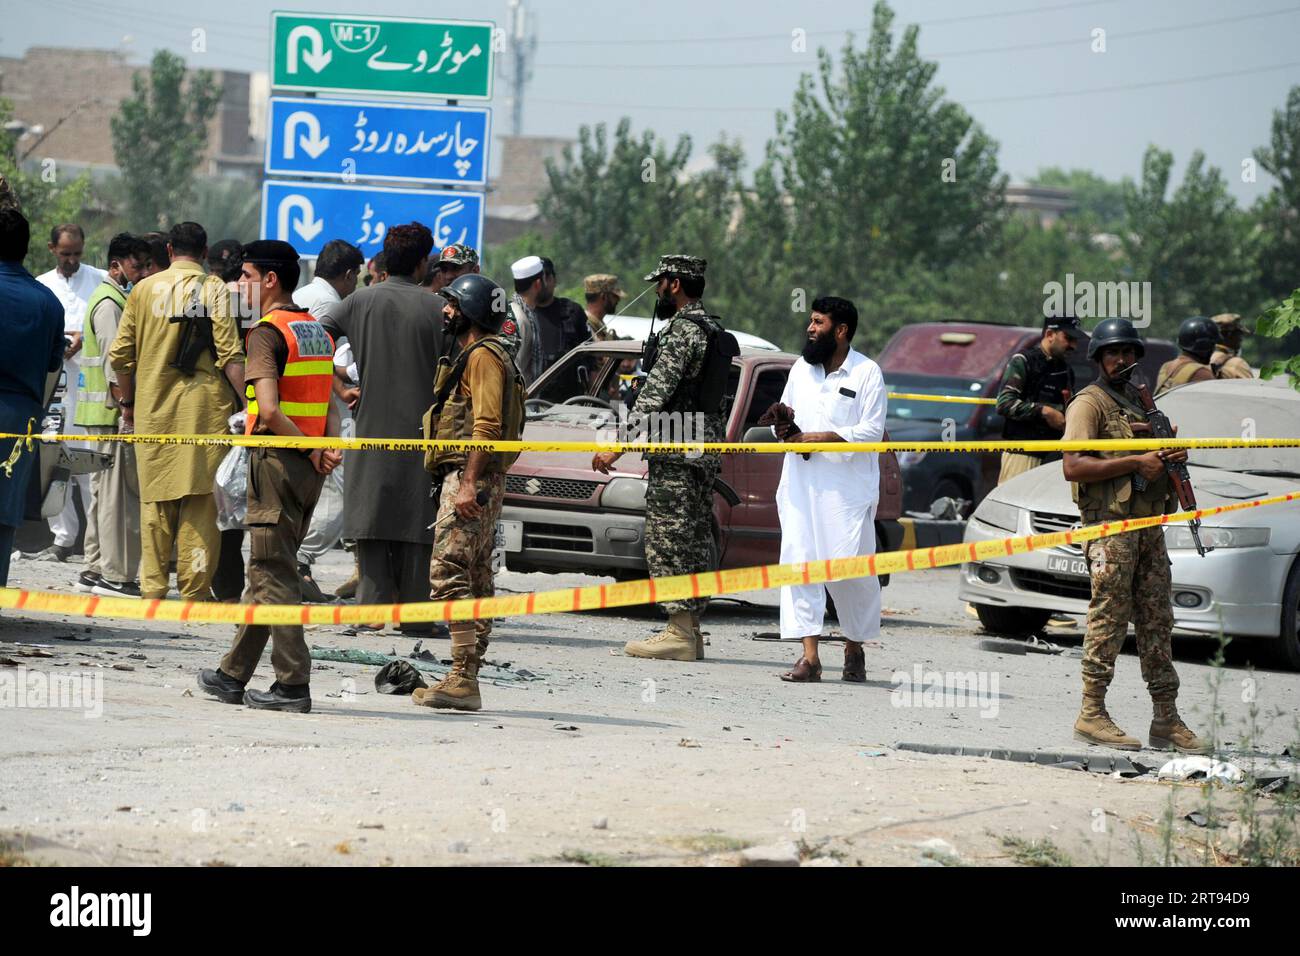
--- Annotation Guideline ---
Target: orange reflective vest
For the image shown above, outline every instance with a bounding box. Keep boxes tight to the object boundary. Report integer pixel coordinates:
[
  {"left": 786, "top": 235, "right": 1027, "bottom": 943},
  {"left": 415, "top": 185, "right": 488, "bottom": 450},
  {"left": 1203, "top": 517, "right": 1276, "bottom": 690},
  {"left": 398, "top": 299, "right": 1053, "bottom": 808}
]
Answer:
[{"left": 244, "top": 308, "right": 335, "bottom": 437}]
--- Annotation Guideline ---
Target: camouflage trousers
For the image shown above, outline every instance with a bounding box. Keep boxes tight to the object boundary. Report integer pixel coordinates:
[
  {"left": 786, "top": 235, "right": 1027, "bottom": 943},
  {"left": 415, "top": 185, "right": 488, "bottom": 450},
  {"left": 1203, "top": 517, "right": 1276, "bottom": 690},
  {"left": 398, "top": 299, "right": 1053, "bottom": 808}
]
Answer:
[
  {"left": 1081, "top": 525, "right": 1179, "bottom": 702},
  {"left": 429, "top": 469, "right": 505, "bottom": 643},
  {"left": 645, "top": 458, "right": 718, "bottom": 615}
]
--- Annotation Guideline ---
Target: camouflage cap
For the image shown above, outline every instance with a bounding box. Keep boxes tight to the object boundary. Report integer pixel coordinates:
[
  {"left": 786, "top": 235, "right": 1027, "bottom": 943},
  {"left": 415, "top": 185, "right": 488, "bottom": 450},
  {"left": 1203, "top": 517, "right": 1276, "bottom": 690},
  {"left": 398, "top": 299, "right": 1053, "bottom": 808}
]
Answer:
[
  {"left": 584, "top": 273, "right": 625, "bottom": 297},
  {"left": 437, "top": 243, "right": 479, "bottom": 267},
  {"left": 643, "top": 254, "right": 706, "bottom": 282},
  {"left": 1211, "top": 312, "right": 1251, "bottom": 336}
]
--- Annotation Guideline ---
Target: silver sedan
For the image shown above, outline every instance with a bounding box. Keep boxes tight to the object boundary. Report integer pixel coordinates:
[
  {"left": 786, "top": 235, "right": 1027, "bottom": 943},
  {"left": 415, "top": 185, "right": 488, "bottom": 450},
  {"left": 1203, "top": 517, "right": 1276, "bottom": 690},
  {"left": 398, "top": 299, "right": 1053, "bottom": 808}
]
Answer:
[{"left": 958, "top": 378, "right": 1300, "bottom": 667}]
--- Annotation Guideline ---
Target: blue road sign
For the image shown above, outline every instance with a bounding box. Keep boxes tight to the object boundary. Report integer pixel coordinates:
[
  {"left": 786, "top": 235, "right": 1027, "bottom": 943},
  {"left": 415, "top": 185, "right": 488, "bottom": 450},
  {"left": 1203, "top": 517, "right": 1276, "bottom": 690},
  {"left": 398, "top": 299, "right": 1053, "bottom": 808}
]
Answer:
[
  {"left": 260, "top": 180, "right": 484, "bottom": 258},
  {"left": 265, "top": 97, "right": 490, "bottom": 187}
]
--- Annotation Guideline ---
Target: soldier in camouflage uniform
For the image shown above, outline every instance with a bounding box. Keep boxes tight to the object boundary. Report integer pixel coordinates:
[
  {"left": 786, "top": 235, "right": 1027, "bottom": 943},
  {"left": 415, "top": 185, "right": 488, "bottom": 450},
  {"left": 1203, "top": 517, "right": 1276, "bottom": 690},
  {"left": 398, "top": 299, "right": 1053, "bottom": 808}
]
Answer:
[
  {"left": 583, "top": 273, "right": 625, "bottom": 341},
  {"left": 1061, "top": 318, "right": 1208, "bottom": 754},
  {"left": 995, "top": 315, "right": 1080, "bottom": 484},
  {"left": 1209, "top": 313, "right": 1254, "bottom": 379},
  {"left": 413, "top": 273, "right": 525, "bottom": 712},
  {"left": 592, "top": 255, "right": 727, "bottom": 662}
]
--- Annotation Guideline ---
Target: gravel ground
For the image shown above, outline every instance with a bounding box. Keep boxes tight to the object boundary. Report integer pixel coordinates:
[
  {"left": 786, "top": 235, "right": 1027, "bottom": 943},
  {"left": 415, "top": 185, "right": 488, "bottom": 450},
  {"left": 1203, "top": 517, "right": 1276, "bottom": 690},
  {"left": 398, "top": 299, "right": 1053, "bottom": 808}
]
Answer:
[{"left": 2, "top": 546, "right": 1297, "bottom": 867}]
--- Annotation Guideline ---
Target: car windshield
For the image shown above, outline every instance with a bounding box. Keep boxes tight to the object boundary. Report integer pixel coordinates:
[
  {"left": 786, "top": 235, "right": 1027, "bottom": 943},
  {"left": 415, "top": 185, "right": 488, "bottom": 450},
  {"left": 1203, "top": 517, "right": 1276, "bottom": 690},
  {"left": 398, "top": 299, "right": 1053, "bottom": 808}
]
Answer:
[
  {"left": 528, "top": 349, "right": 638, "bottom": 419},
  {"left": 885, "top": 376, "right": 985, "bottom": 423},
  {"left": 1159, "top": 382, "right": 1300, "bottom": 476}
]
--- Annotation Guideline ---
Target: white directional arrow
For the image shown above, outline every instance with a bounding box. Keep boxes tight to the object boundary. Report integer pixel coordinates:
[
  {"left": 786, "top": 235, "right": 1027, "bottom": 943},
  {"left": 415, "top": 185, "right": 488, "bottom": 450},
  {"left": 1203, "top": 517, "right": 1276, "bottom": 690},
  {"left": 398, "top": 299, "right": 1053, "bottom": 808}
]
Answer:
[
  {"left": 287, "top": 26, "right": 332, "bottom": 74},
  {"left": 283, "top": 111, "right": 330, "bottom": 159},
  {"left": 277, "top": 194, "right": 324, "bottom": 243}
]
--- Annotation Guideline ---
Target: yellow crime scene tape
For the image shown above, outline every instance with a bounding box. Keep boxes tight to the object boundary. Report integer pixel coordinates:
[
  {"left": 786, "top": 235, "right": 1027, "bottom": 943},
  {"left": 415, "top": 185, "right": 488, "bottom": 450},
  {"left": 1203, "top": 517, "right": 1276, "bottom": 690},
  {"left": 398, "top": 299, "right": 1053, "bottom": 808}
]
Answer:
[
  {"left": 2, "top": 492, "right": 1296, "bottom": 626},
  {"left": 887, "top": 391, "right": 995, "bottom": 405},
  {"left": 3, "top": 429, "right": 1300, "bottom": 456}
]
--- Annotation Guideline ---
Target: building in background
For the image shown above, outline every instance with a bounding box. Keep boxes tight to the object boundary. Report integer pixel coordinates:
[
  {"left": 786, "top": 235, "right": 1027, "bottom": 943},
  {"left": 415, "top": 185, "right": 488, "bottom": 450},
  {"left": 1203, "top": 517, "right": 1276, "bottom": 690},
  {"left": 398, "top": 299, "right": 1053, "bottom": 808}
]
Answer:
[{"left": 0, "top": 47, "right": 263, "bottom": 181}]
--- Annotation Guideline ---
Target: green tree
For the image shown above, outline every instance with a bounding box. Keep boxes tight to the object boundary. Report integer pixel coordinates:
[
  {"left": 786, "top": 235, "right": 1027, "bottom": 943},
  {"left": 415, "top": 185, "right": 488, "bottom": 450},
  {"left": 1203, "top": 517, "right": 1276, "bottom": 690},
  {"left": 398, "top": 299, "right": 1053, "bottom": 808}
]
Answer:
[
  {"left": 1253, "top": 86, "right": 1300, "bottom": 303},
  {"left": 755, "top": 1, "right": 1007, "bottom": 330},
  {"left": 1255, "top": 287, "right": 1300, "bottom": 391},
  {"left": 110, "top": 49, "right": 221, "bottom": 231},
  {"left": 0, "top": 99, "right": 93, "bottom": 275},
  {"left": 1031, "top": 167, "right": 1129, "bottom": 232},
  {"left": 1121, "top": 145, "right": 1260, "bottom": 336}
]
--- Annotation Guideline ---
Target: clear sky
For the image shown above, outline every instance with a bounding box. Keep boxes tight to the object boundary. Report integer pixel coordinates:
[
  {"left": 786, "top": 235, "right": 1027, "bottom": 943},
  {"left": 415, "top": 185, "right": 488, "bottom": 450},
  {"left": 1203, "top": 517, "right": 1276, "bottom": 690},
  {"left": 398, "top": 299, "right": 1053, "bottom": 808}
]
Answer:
[{"left": 2, "top": 0, "right": 1298, "bottom": 200}]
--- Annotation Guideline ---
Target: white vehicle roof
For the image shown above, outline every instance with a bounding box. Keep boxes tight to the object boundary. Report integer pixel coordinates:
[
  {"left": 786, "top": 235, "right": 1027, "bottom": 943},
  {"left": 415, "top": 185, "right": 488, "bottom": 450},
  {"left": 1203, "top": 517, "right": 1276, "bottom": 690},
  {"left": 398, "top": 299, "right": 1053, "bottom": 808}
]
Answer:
[{"left": 605, "top": 314, "right": 780, "bottom": 351}]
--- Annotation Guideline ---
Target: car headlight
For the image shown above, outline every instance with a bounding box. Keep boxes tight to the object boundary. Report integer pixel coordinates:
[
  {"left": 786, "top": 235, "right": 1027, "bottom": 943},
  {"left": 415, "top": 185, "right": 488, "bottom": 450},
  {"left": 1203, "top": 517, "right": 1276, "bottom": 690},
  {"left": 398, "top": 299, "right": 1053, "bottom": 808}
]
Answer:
[
  {"left": 973, "top": 498, "right": 1021, "bottom": 533},
  {"left": 601, "top": 477, "right": 648, "bottom": 511},
  {"left": 897, "top": 451, "right": 928, "bottom": 468},
  {"left": 1163, "top": 526, "right": 1270, "bottom": 550}
]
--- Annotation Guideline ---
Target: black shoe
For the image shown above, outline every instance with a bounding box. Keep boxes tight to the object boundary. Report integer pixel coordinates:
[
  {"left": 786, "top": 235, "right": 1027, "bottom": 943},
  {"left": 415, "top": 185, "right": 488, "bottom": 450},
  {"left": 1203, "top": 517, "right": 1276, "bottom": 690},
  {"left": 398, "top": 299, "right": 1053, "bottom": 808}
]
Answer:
[
  {"left": 197, "top": 668, "right": 247, "bottom": 704},
  {"left": 77, "top": 570, "right": 103, "bottom": 592},
  {"left": 92, "top": 579, "right": 142, "bottom": 598},
  {"left": 243, "top": 682, "right": 311, "bottom": 713},
  {"left": 297, "top": 564, "right": 330, "bottom": 604}
]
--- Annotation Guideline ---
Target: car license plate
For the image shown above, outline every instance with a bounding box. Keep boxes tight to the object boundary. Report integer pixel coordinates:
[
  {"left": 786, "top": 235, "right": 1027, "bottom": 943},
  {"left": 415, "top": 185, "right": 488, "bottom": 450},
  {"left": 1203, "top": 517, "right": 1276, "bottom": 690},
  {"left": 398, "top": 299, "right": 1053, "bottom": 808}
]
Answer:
[
  {"left": 1046, "top": 554, "right": 1088, "bottom": 577},
  {"left": 495, "top": 520, "right": 523, "bottom": 553}
]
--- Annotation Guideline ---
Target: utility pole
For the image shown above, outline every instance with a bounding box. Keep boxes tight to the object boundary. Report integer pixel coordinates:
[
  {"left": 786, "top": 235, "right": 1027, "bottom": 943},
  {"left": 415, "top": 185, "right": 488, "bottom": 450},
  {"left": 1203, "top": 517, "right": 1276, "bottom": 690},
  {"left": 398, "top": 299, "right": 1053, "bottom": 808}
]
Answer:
[{"left": 505, "top": 0, "right": 536, "bottom": 136}]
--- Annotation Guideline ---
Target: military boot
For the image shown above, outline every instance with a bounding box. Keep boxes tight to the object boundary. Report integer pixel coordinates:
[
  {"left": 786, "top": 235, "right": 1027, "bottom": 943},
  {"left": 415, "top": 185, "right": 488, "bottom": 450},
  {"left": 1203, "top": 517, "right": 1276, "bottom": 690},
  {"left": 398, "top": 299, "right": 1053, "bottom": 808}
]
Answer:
[
  {"left": 413, "top": 626, "right": 481, "bottom": 711},
  {"left": 690, "top": 611, "right": 705, "bottom": 661},
  {"left": 1150, "top": 700, "right": 1211, "bottom": 754},
  {"left": 624, "top": 611, "right": 697, "bottom": 662},
  {"left": 476, "top": 633, "right": 491, "bottom": 667},
  {"left": 1073, "top": 693, "right": 1140, "bottom": 750}
]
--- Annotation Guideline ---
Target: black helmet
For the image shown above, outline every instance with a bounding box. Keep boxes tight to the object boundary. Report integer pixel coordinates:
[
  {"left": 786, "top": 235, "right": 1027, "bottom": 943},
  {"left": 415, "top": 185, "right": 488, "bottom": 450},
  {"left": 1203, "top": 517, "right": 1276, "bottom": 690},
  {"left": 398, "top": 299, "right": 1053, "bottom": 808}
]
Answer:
[
  {"left": 443, "top": 273, "right": 506, "bottom": 333},
  {"left": 1177, "top": 315, "right": 1221, "bottom": 359},
  {"left": 1086, "top": 318, "right": 1145, "bottom": 361}
]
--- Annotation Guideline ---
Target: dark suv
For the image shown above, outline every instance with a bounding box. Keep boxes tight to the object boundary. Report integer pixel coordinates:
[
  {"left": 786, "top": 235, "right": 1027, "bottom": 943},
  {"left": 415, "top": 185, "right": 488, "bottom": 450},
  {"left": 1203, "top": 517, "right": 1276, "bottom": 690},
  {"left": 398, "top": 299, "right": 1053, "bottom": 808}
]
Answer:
[{"left": 877, "top": 321, "right": 1177, "bottom": 514}]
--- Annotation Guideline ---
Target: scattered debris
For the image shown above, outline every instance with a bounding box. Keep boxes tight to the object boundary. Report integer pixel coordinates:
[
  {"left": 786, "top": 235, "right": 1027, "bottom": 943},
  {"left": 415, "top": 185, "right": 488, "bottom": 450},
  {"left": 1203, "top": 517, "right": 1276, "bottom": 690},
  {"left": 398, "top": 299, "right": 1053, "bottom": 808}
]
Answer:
[
  {"left": 858, "top": 749, "right": 888, "bottom": 757},
  {"left": 738, "top": 841, "right": 801, "bottom": 867},
  {"left": 592, "top": 817, "right": 608, "bottom": 830},
  {"left": 357, "top": 822, "right": 384, "bottom": 830},
  {"left": 1157, "top": 757, "right": 1245, "bottom": 784},
  {"left": 447, "top": 840, "right": 469, "bottom": 854},
  {"left": 111, "top": 663, "right": 134, "bottom": 672},
  {"left": 1184, "top": 811, "right": 1222, "bottom": 829},
  {"left": 554, "top": 724, "right": 579, "bottom": 732},
  {"left": 678, "top": 738, "right": 701, "bottom": 748},
  {"left": 310, "top": 645, "right": 540, "bottom": 687},
  {"left": 181, "top": 689, "right": 193, "bottom": 698},
  {"left": 896, "top": 741, "right": 1149, "bottom": 776}
]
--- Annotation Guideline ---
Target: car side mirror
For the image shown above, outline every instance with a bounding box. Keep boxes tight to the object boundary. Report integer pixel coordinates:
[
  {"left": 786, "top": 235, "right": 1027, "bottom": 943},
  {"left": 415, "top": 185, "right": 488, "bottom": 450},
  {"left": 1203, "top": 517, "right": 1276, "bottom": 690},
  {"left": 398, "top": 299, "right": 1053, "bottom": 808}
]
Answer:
[{"left": 742, "top": 425, "right": 776, "bottom": 443}]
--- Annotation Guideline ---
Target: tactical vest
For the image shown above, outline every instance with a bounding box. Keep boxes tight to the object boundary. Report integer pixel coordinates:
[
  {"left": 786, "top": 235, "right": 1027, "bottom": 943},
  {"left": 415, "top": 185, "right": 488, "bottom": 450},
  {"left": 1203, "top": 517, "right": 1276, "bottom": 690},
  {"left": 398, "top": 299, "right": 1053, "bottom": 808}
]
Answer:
[
  {"left": 424, "top": 336, "right": 526, "bottom": 477},
  {"left": 1002, "top": 345, "right": 1073, "bottom": 443},
  {"left": 74, "top": 280, "right": 127, "bottom": 427},
  {"left": 1069, "top": 382, "right": 1172, "bottom": 522},
  {"left": 643, "top": 310, "right": 737, "bottom": 416},
  {"left": 244, "top": 308, "right": 335, "bottom": 437},
  {"left": 1154, "top": 356, "right": 1207, "bottom": 397}
]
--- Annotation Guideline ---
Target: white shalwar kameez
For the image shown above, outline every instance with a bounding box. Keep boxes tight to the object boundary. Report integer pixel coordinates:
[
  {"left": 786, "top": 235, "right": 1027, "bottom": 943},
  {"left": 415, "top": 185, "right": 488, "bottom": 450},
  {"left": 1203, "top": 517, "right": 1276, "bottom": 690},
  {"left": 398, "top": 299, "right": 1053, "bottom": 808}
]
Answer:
[{"left": 776, "top": 348, "right": 888, "bottom": 642}]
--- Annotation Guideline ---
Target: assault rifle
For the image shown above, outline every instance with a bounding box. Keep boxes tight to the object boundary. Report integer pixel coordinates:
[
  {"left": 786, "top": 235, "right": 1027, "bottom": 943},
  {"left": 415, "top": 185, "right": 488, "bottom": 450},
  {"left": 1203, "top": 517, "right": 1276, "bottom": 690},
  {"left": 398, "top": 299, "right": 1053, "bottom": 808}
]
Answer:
[
  {"left": 1129, "top": 378, "right": 1212, "bottom": 557},
  {"left": 169, "top": 286, "right": 216, "bottom": 377}
]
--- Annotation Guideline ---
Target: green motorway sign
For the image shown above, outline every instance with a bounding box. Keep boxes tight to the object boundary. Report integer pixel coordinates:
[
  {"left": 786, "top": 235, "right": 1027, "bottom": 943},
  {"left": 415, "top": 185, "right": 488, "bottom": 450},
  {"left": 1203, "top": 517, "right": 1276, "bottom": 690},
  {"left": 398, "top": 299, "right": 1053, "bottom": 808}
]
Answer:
[{"left": 270, "top": 12, "right": 494, "bottom": 100}]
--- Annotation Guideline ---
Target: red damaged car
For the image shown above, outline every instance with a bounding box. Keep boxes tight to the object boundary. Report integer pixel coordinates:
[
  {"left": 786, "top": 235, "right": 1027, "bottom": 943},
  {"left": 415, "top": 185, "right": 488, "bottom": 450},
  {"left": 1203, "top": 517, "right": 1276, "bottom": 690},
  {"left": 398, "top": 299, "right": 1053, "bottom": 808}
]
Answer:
[{"left": 498, "top": 337, "right": 903, "bottom": 582}]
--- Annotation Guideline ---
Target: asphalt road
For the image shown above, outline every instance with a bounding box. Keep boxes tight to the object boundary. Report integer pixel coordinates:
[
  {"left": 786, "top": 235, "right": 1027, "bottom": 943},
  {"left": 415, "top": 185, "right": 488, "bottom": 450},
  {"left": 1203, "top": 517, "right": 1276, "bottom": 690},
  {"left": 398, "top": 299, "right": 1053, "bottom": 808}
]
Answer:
[{"left": 2, "top": 546, "right": 1297, "bottom": 866}]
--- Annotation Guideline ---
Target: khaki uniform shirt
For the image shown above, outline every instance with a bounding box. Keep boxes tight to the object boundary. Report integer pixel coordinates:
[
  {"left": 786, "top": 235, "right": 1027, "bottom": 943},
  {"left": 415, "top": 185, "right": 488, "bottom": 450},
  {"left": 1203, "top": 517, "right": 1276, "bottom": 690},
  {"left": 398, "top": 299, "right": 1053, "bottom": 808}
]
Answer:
[
  {"left": 107, "top": 260, "right": 242, "bottom": 503},
  {"left": 1210, "top": 345, "right": 1253, "bottom": 380}
]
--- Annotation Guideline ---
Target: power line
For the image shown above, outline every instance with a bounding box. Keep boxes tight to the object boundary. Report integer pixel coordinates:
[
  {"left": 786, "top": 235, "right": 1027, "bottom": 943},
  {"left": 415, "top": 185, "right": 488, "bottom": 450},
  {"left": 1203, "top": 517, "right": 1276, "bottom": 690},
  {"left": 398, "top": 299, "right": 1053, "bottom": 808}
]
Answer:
[
  {"left": 532, "top": 0, "right": 1120, "bottom": 46},
  {"left": 531, "top": 5, "right": 1300, "bottom": 69},
  {"left": 529, "top": 57, "right": 1300, "bottom": 113}
]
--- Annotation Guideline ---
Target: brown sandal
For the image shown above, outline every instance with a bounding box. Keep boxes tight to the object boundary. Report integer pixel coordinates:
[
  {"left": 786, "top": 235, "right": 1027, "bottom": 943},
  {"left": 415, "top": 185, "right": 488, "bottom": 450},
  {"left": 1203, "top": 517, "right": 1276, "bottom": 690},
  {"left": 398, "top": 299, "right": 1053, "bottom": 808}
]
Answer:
[
  {"left": 780, "top": 656, "right": 822, "bottom": 683},
  {"left": 842, "top": 642, "right": 866, "bottom": 683}
]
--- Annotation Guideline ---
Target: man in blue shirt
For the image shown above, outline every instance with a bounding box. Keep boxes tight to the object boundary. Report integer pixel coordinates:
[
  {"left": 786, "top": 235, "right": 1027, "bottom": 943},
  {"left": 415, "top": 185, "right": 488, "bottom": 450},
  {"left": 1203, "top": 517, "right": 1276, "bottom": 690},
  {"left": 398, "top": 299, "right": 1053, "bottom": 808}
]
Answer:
[{"left": 0, "top": 205, "right": 66, "bottom": 587}]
